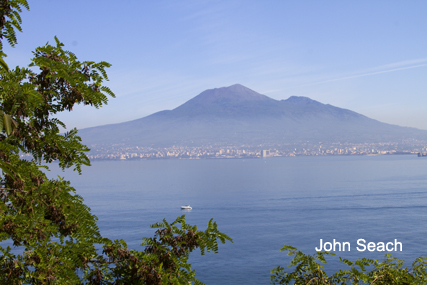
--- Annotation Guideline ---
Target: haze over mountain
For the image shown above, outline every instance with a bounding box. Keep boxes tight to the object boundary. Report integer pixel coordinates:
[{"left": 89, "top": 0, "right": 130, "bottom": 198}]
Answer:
[{"left": 79, "top": 84, "right": 427, "bottom": 148}]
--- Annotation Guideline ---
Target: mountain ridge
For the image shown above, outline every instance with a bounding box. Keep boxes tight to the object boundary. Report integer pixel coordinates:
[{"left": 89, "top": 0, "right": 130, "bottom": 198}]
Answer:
[{"left": 79, "top": 84, "right": 427, "bottom": 147}]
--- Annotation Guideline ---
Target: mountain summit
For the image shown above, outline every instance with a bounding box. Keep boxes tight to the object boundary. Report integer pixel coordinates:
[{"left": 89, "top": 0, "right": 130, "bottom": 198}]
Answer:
[
  {"left": 153, "top": 84, "right": 276, "bottom": 119},
  {"left": 184, "top": 84, "right": 271, "bottom": 103},
  {"left": 147, "top": 84, "right": 363, "bottom": 121},
  {"left": 79, "top": 84, "right": 427, "bottom": 147}
]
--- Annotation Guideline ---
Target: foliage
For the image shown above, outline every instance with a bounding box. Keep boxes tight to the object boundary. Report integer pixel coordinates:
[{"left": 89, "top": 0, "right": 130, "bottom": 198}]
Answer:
[
  {"left": 271, "top": 245, "right": 427, "bottom": 285},
  {"left": 0, "top": 0, "right": 29, "bottom": 70},
  {"left": 91, "top": 216, "right": 231, "bottom": 285},
  {"left": 0, "top": 1, "right": 231, "bottom": 284}
]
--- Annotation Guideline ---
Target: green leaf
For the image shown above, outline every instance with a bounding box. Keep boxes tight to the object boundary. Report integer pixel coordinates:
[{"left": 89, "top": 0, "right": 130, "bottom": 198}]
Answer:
[
  {"left": 0, "top": 112, "right": 3, "bottom": 132},
  {"left": 3, "top": 112, "right": 13, "bottom": 135},
  {"left": 0, "top": 56, "right": 9, "bottom": 71}
]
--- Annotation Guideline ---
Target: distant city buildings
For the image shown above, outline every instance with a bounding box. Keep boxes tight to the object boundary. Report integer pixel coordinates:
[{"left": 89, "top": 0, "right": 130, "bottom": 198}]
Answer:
[{"left": 66, "top": 140, "right": 427, "bottom": 161}]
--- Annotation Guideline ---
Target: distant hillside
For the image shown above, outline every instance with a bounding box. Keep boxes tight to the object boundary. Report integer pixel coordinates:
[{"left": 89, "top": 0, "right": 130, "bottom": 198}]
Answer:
[{"left": 79, "top": 84, "right": 427, "bottom": 147}]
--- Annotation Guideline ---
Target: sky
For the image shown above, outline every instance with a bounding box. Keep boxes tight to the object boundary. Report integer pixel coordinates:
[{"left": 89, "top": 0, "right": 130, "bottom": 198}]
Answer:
[{"left": 5, "top": 0, "right": 427, "bottom": 130}]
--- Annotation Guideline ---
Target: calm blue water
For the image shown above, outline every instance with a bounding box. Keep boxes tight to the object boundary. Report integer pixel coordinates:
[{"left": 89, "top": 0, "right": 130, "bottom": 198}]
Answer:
[{"left": 21, "top": 155, "right": 427, "bottom": 283}]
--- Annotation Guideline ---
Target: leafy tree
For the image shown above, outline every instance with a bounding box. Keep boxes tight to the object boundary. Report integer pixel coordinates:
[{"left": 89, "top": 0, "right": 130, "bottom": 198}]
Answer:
[
  {"left": 271, "top": 245, "right": 427, "bottom": 285},
  {"left": 0, "top": 1, "right": 231, "bottom": 284}
]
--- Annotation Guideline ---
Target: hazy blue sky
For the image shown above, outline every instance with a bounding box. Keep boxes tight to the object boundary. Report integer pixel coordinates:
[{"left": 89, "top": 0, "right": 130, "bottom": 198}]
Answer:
[{"left": 5, "top": 1, "right": 427, "bottom": 130}]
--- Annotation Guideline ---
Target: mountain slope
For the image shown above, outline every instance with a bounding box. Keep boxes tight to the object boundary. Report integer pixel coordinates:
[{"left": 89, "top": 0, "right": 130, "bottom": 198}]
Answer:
[{"left": 79, "top": 84, "right": 427, "bottom": 147}]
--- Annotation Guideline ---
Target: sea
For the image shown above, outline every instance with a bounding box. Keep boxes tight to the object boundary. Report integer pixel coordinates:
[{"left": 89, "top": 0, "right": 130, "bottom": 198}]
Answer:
[{"left": 13, "top": 155, "right": 427, "bottom": 283}]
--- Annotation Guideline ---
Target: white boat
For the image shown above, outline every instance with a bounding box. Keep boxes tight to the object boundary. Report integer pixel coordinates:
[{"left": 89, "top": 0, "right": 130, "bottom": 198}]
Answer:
[{"left": 181, "top": 205, "right": 192, "bottom": 210}]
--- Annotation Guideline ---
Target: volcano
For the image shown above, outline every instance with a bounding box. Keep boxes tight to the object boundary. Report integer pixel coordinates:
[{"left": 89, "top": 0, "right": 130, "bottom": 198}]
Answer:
[{"left": 79, "top": 84, "right": 427, "bottom": 147}]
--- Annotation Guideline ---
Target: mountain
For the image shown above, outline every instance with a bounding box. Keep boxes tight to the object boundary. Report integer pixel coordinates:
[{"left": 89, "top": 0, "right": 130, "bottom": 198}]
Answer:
[{"left": 79, "top": 84, "right": 427, "bottom": 147}]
